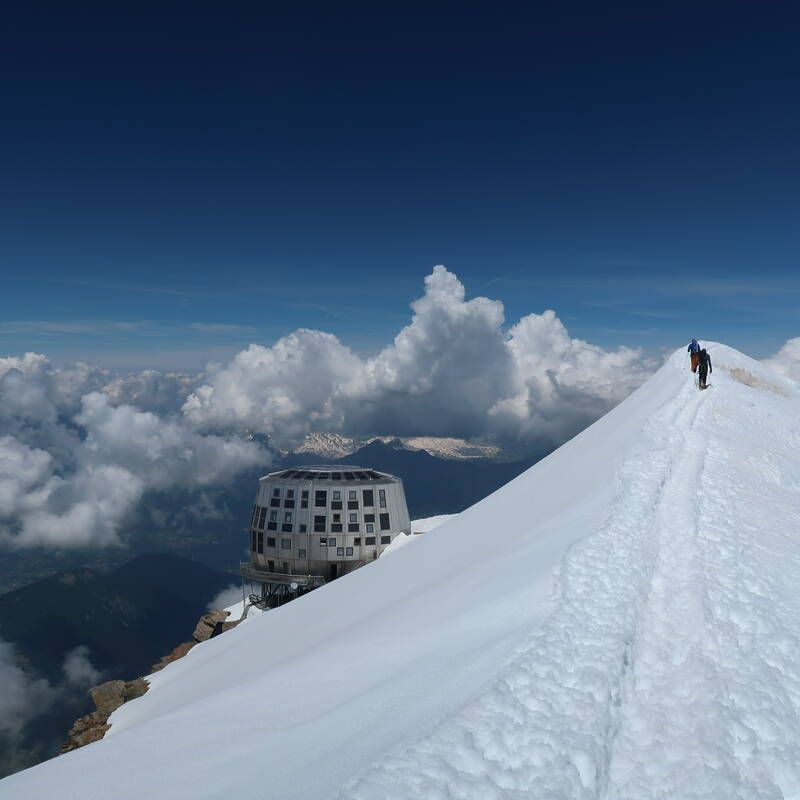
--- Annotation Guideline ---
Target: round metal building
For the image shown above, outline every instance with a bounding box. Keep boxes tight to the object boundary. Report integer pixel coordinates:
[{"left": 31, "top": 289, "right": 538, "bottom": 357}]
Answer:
[{"left": 242, "top": 465, "right": 411, "bottom": 606}]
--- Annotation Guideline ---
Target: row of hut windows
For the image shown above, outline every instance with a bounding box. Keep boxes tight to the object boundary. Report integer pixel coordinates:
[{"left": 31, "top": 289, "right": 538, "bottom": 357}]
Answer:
[
  {"left": 251, "top": 505, "right": 391, "bottom": 534},
  {"left": 263, "top": 487, "right": 388, "bottom": 510},
  {"left": 250, "top": 530, "right": 391, "bottom": 555}
]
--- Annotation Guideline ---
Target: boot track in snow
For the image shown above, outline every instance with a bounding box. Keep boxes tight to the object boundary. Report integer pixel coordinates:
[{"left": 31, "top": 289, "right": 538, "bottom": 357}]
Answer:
[{"left": 343, "top": 365, "right": 800, "bottom": 800}]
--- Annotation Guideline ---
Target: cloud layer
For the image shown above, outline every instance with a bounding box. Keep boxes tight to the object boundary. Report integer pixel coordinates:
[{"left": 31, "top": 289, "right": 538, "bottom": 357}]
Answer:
[
  {"left": 0, "top": 639, "right": 104, "bottom": 776},
  {"left": 184, "top": 266, "right": 655, "bottom": 449},
  {"left": 0, "top": 354, "right": 266, "bottom": 549},
  {"left": 763, "top": 337, "right": 800, "bottom": 382},
  {"left": 6, "top": 266, "right": 795, "bottom": 552}
]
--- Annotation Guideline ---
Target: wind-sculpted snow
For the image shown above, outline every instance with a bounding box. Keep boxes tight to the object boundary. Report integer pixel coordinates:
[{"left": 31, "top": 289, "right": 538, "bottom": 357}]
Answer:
[
  {"left": 3, "top": 345, "right": 800, "bottom": 800},
  {"left": 343, "top": 378, "right": 696, "bottom": 799},
  {"left": 343, "top": 348, "right": 800, "bottom": 800}
]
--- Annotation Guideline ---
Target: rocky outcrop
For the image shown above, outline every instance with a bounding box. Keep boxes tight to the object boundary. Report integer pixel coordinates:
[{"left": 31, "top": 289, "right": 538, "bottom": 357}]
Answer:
[
  {"left": 61, "top": 711, "right": 109, "bottom": 751},
  {"left": 62, "top": 679, "right": 150, "bottom": 753},
  {"left": 192, "top": 609, "right": 230, "bottom": 643},
  {"left": 151, "top": 609, "right": 238, "bottom": 673},
  {"left": 150, "top": 641, "right": 196, "bottom": 673},
  {"left": 62, "top": 609, "right": 239, "bottom": 753}
]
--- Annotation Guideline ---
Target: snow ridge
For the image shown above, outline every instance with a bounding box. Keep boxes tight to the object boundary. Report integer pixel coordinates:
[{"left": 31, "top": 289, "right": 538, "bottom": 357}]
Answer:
[
  {"left": 608, "top": 361, "right": 800, "bottom": 799},
  {"left": 342, "top": 351, "right": 800, "bottom": 800},
  {"left": 343, "top": 370, "right": 699, "bottom": 798}
]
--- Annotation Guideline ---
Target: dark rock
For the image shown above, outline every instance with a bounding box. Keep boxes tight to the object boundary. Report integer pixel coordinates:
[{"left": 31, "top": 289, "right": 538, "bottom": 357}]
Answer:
[
  {"left": 124, "top": 677, "right": 148, "bottom": 701},
  {"left": 61, "top": 711, "right": 110, "bottom": 753},
  {"left": 192, "top": 609, "right": 230, "bottom": 643},
  {"left": 150, "top": 641, "right": 195, "bottom": 673},
  {"left": 90, "top": 680, "right": 127, "bottom": 716}
]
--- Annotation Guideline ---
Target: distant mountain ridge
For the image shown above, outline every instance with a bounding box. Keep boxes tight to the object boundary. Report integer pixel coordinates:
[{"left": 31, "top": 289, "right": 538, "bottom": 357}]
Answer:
[
  {"left": 287, "top": 432, "right": 502, "bottom": 461},
  {"left": 281, "top": 439, "right": 545, "bottom": 519}
]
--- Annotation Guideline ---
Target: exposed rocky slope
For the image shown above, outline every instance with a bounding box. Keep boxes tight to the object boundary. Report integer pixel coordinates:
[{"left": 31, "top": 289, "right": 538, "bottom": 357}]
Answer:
[{"left": 62, "top": 609, "right": 236, "bottom": 753}]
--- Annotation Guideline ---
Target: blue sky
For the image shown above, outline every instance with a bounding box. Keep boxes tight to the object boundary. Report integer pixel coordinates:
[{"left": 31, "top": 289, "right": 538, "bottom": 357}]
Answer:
[{"left": 1, "top": 2, "right": 799, "bottom": 369}]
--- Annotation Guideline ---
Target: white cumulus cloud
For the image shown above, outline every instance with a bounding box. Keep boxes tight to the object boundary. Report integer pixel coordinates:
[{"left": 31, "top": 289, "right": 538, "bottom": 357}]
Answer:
[
  {"left": 182, "top": 266, "right": 657, "bottom": 449},
  {"left": 0, "top": 357, "right": 268, "bottom": 550},
  {"left": 0, "top": 639, "right": 55, "bottom": 738},
  {"left": 183, "top": 330, "right": 361, "bottom": 447},
  {"left": 62, "top": 645, "right": 102, "bottom": 688},
  {"left": 763, "top": 337, "right": 800, "bottom": 382}
]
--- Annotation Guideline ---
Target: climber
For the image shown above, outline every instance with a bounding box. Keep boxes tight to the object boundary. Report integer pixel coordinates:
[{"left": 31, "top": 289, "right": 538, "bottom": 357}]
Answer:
[
  {"left": 698, "top": 348, "right": 712, "bottom": 390},
  {"left": 688, "top": 338, "right": 701, "bottom": 373}
]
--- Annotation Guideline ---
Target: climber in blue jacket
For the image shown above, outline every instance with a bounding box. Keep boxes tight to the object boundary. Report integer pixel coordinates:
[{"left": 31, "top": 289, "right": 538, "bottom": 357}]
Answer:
[{"left": 688, "top": 338, "right": 700, "bottom": 373}]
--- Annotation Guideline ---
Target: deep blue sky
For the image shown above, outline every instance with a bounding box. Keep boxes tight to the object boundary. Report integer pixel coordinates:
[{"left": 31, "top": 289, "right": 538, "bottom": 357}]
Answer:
[{"left": 1, "top": 2, "right": 799, "bottom": 369}]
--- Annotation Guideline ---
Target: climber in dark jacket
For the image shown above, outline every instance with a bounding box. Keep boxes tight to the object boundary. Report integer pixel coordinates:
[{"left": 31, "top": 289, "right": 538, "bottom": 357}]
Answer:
[
  {"left": 698, "top": 348, "right": 712, "bottom": 389},
  {"left": 688, "top": 338, "right": 701, "bottom": 373}
]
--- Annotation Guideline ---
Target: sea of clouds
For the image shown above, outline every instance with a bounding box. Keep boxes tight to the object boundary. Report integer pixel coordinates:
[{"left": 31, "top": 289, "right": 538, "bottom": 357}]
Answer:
[{"left": 1, "top": 266, "right": 798, "bottom": 552}]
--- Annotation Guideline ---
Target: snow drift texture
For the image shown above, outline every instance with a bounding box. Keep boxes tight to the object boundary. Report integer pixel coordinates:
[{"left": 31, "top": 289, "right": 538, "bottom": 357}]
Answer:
[{"left": 4, "top": 344, "right": 800, "bottom": 800}]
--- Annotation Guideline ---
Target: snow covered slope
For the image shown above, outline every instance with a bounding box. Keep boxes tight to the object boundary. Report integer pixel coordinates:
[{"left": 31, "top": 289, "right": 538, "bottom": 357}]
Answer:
[{"left": 5, "top": 344, "right": 800, "bottom": 800}]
